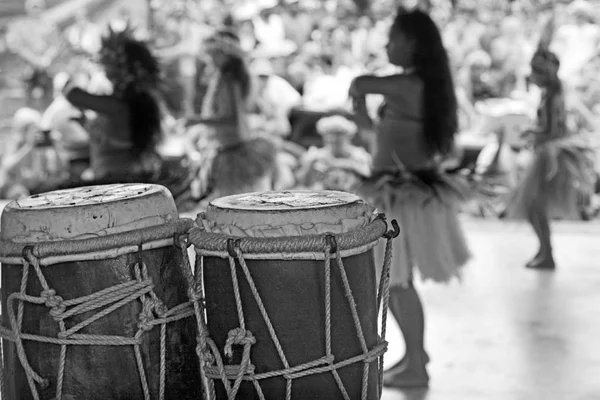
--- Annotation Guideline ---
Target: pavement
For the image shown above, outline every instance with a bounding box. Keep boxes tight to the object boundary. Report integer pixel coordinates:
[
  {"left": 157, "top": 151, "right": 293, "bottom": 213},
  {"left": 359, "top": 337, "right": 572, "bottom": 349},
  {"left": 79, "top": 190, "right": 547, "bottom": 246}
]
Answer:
[
  {"left": 1, "top": 197, "right": 599, "bottom": 400},
  {"left": 381, "top": 218, "right": 600, "bottom": 400}
]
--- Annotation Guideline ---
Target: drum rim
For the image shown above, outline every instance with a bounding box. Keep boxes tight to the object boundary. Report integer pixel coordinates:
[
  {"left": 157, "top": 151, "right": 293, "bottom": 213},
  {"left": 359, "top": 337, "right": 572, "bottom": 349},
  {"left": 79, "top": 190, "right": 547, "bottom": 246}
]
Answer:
[
  {"left": 3, "top": 183, "right": 169, "bottom": 211},
  {"left": 189, "top": 215, "right": 388, "bottom": 260},
  {"left": 208, "top": 190, "right": 364, "bottom": 212},
  {"left": 0, "top": 218, "right": 194, "bottom": 266}
]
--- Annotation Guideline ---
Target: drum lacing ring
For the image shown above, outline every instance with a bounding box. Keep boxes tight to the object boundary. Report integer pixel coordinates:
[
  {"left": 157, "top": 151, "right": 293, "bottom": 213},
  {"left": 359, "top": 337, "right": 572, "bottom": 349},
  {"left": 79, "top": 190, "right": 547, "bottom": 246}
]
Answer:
[
  {"left": 227, "top": 238, "right": 241, "bottom": 258},
  {"left": 172, "top": 233, "right": 183, "bottom": 249},
  {"left": 22, "top": 245, "right": 35, "bottom": 261},
  {"left": 325, "top": 234, "right": 338, "bottom": 254},
  {"left": 383, "top": 220, "right": 400, "bottom": 240}
]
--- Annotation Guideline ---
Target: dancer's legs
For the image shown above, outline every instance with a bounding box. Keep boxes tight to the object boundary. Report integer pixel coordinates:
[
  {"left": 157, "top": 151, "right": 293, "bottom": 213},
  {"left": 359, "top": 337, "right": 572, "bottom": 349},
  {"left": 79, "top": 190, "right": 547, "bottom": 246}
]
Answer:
[
  {"left": 383, "top": 283, "right": 429, "bottom": 388},
  {"left": 527, "top": 198, "right": 555, "bottom": 269},
  {"left": 526, "top": 207, "right": 543, "bottom": 266}
]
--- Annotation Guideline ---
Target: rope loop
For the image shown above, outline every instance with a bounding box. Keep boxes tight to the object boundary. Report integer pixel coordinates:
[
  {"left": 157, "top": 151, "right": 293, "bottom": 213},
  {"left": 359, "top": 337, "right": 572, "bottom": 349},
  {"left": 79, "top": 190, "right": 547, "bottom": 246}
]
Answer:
[
  {"left": 227, "top": 238, "right": 241, "bottom": 259},
  {"left": 325, "top": 234, "right": 338, "bottom": 254},
  {"left": 22, "top": 245, "right": 35, "bottom": 260},
  {"left": 383, "top": 219, "right": 400, "bottom": 239},
  {"left": 41, "top": 289, "right": 66, "bottom": 318},
  {"left": 224, "top": 328, "right": 256, "bottom": 359}
]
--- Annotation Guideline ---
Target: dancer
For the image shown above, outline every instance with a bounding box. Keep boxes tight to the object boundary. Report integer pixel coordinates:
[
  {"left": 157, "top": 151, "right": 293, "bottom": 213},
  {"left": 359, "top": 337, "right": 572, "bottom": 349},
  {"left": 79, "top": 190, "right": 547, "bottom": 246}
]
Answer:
[
  {"left": 188, "top": 27, "right": 277, "bottom": 202},
  {"left": 350, "top": 7, "right": 471, "bottom": 388},
  {"left": 504, "top": 16, "right": 595, "bottom": 269},
  {"left": 62, "top": 26, "right": 163, "bottom": 182}
]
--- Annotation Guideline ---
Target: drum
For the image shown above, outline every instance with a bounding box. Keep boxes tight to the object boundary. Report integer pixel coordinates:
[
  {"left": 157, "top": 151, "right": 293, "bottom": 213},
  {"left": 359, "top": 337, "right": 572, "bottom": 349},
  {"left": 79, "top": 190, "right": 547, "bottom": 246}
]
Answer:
[
  {"left": 189, "top": 190, "right": 395, "bottom": 400},
  {"left": 0, "top": 184, "right": 202, "bottom": 400}
]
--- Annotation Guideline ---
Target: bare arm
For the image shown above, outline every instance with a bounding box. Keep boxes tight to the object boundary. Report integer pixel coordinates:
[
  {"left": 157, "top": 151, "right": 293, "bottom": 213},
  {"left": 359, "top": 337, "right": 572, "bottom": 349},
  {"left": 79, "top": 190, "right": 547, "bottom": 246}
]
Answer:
[
  {"left": 185, "top": 116, "right": 237, "bottom": 127},
  {"left": 350, "top": 74, "right": 409, "bottom": 97},
  {"left": 65, "top": 87, "right": 128, "bottom": 116}
]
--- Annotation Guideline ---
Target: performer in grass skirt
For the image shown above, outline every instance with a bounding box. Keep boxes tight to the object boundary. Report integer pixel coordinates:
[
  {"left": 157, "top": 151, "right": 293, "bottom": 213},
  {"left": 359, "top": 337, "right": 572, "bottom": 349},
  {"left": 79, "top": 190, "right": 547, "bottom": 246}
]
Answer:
[
  {"left": 350, "top": 7, "right": 471, "bottom": 389},
  {"left": 503, "top": 16, "right": 595, "bottom": 270},
  {"left": 188, "top": 27, "right": 277, "bottom": 203}
]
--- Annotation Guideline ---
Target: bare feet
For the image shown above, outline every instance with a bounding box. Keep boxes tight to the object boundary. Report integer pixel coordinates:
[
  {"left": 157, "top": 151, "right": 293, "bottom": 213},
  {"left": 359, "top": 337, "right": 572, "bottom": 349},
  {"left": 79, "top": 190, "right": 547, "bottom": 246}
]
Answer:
[
  {"left": 526, "top": 255, "right": 555, "bottom": 270},
  {"left": 525, "top": 249, "right": 543, "bottom": 268},
  {"left": 384, "top": 352, "right": 430, "bottom": 373},
  {"left": 383, "top": 364, "right": 429, "bottom": 389}
]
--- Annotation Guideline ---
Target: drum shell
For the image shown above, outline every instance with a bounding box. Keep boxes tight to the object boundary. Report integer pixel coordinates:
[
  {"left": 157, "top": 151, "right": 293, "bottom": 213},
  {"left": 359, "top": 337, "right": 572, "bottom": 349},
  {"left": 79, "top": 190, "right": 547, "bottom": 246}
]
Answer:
[
  {"left": 1, "top": 246, "right": 202, "bottom": 400},
  {"left": 204, "top": 251, "right": 379, "bottom": 400}
]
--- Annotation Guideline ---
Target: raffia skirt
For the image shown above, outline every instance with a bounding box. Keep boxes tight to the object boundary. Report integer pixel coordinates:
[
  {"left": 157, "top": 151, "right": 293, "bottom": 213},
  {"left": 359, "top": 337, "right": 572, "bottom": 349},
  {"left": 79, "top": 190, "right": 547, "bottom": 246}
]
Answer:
[
  {"left": 356, "top": 168, "right": 472, "bottom": 288},
  {"left": 503, "top": 136, "right": 595, "bottom": 220},
  {"left": 197, "top": 137, "right": 278, "bottom": 203}
]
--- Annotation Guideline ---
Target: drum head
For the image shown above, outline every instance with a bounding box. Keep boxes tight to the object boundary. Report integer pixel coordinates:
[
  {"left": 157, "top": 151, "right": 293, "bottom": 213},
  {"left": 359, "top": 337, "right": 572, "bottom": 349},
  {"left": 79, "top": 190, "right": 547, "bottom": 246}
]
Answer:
[
  {"left": 204, "top": 190, "right": 377, "bottom": 237},
  {"left": 1, "top": 184, "right": 178, "bottom": 242}
]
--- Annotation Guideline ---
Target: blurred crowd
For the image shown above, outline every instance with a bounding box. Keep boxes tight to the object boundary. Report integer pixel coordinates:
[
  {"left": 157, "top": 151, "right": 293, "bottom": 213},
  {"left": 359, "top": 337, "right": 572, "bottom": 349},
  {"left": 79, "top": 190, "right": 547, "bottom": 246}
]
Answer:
[{"left": 1, "top": 0, "right": 599, "bottom": 217}]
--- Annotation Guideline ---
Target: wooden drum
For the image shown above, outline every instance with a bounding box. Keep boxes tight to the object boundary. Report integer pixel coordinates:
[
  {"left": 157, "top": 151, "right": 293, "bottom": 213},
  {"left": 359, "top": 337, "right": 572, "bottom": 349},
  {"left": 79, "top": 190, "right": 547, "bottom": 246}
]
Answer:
[
  {"left": 190, "top": 190, "right": 395, "bottom": 400},
  {"left": 0, "top": 184, "right": 202, "bottom": 400}
]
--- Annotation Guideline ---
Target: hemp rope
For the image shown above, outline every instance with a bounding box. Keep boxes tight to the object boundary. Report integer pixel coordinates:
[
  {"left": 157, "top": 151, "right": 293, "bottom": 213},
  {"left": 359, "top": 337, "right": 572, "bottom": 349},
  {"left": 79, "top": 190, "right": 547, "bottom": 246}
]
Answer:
[
  {"left": 188, "top": 216, "right": 397, "bottom": 400},
  {"left": 0, "top": 228, "right": 196, "bottom": 400}
]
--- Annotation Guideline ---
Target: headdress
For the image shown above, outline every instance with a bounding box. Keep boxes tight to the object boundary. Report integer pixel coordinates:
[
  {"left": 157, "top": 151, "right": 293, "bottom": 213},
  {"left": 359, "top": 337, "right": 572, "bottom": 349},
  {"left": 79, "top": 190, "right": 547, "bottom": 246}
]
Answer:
[
  {"left": 203, "top": 27, "right": 246, "bottom": 60},
  {"left": 317, "top": 116, "right": 358, "bottom": 137},
  {"left": 530, "top": 48, "right": 560, "bottom": 84},
  {"left": 98, "top": 25, "right": 160, "bottom": 91}
]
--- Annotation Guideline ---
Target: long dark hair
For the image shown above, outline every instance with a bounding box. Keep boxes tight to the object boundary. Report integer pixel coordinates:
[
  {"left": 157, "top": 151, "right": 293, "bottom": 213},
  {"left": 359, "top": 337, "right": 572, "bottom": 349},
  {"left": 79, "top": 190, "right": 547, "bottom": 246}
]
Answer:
[
  {"left": 100, "top": 29, "right": 162, "bottom": 156},
  {"left": 217, "top": 31, "right": 252, "bottom": 100},
  {"left": 392, "top": 8, "right": 458, "bottom": 157}
]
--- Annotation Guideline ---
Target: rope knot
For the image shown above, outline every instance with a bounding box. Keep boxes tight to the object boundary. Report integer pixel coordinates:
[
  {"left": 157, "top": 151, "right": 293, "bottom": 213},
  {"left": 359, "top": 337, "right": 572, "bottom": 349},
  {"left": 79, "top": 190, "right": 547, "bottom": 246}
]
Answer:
[
  {"left": 224, "top": 328, "right": 256, "bottom": 358},
  {"left": 41, "top": 289, "right": 66, "bottom": 317},
  {"left": 138, "top": 298, "right": 166, "bottom": 331},
  {"left": 188, "top": 281, "right": 204, "bottom": 303},
  {"left": 150, "top": 298, "right": 168, "bottom": 317}
]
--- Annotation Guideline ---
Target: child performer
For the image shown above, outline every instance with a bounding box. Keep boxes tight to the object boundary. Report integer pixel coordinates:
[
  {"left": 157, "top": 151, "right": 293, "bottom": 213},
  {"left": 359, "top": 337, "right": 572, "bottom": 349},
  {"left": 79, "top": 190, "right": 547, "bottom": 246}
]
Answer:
[
  {"left": 188, "top": 27, "right": 277, "bottom": 202},
  {"left": 504, "top": 16, "right": 595, "bottom": 269},
  {"left": 350, "top": 7, "right": 471, "bottom": 388}
]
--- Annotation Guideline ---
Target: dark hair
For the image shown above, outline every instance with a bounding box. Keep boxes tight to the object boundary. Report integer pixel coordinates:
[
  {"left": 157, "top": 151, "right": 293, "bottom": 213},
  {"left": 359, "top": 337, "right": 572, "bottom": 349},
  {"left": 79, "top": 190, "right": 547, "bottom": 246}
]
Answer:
[
  {"left": 120, "top": 40, "right": 162, "bottom": 155},
  {"left": 217, "top": 31, "right": 252, "bottom": 100},
  {"left": 392, "top": 8, "right": 458, "bottom": 157}
]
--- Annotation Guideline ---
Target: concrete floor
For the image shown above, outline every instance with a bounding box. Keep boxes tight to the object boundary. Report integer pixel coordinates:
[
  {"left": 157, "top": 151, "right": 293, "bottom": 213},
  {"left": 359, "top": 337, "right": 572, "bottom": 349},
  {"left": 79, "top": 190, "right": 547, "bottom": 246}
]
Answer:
[{"left": 382, "top": 218, "right": 600, "bottom": 400}]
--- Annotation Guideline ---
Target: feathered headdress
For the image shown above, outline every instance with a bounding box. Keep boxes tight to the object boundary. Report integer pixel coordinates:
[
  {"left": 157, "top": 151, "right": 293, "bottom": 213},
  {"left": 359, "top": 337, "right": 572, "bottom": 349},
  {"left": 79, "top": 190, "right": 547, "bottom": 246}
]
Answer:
[
  {"left": 98, "top": 24, "right": 161, "bottom": 91},
  {"left": 531, "top": 12, "right": 560, "bottom": 83},
  {"left": 203, "top": 27, "right": 246, "bottom": 60}
]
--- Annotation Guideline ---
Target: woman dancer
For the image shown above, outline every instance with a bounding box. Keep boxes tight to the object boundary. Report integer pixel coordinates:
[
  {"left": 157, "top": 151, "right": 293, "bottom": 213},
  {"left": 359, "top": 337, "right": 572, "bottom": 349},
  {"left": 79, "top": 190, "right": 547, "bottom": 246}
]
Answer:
[
  {"left": 62, "top": 26, "right": 163, "bottom": 182},
  {"left": 188, "top": 27, "right": 277, "bottom": 202},
  {"left": 504, "top": 16, "right": 595, "bottom": 269},
  {"left": 350, "top": 8, "right": 471, "bottom": 388}
]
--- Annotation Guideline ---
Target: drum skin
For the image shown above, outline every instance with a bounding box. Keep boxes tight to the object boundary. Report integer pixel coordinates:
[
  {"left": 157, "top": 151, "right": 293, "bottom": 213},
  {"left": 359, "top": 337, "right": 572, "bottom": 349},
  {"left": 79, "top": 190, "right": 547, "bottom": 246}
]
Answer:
[
  {"left": 202, "top": 191, "right": 380, "bottom": 399},
  {"left": 0, "top": 184, "right": 202, "bottom": 400}
]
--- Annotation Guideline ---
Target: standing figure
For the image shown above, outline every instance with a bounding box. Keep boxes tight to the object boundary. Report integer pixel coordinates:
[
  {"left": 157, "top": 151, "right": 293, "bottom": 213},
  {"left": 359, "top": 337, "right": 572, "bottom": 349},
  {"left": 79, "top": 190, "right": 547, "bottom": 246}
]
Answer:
[
  {"left": 350, "top": 8, "right": 471, "bottom": 388},
  {"left": 62, "top": 26, "right": 163, "bottom": 182},
  {"left": 504, "top": 17, "right": 595, "bottom": 269},
  {"left": 188, "top": 27, "right": 277, "bottom": 202},
  {"left": 5, "top": 0, "right": 62, "bottom": 108}
]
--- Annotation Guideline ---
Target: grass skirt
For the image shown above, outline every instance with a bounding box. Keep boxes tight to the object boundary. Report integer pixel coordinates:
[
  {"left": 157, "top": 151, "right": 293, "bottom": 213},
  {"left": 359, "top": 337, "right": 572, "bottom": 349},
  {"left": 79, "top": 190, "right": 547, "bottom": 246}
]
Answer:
[
  {"left": 356, "top": 169, "right": 472, "bottom": 287},
  {"left": 504, "top": 136, "right": 595, "bottom": 220},
  {"left": 198, "top": 137, "right": 278, "bottom": 201}
]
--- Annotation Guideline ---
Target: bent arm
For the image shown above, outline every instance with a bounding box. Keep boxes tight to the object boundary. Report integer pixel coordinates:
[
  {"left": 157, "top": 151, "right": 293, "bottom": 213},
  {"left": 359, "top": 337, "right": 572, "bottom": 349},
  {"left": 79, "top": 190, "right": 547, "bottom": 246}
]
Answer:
[
  {"left": 65, "top": 88, "right": 127, "bottom": 116},
  {"left": 352, "top": 74, "right": 409, "bottom": 97}
]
